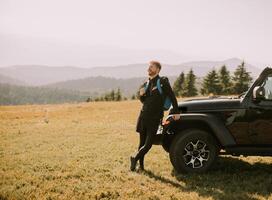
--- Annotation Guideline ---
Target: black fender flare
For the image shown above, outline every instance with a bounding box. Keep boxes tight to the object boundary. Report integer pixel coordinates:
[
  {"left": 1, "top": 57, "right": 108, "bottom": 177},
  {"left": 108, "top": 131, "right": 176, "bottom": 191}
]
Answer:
[{"left": 166, "top": 113, "right": 236, "bottom": 147}]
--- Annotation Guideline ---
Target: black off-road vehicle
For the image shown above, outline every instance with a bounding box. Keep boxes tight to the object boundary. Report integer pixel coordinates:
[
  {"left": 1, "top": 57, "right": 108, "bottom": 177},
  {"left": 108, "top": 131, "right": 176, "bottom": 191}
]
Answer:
[{"left": 155, "top": 67, "right": 272, "bottom": 173}]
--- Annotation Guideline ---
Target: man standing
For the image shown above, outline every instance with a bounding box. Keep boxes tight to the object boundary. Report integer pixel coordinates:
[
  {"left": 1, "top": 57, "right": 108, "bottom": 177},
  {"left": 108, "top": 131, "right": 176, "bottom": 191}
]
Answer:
[{"left": 130, "top": 61, "right": 180, "bottom": 171}]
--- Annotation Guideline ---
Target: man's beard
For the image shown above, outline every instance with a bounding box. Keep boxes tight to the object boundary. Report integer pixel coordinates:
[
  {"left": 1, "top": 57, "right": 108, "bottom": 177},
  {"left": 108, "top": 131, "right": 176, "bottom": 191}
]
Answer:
[{"left": 148, "top": 71, "right": 156, "bottom": 76}]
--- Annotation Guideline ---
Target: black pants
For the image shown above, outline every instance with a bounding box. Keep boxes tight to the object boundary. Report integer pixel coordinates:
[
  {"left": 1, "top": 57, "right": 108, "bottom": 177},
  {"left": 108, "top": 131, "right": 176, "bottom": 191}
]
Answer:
[{"left": 135, "top": 116, "right": 161, "bottom": 163}]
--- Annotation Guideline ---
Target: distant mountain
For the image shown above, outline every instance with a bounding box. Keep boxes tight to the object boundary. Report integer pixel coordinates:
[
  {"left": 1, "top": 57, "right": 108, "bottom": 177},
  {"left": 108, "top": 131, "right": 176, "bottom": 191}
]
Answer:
[
  {"left": 0, "top": 75, "right": 202, "bottom": 105},
  {"left": 0, "top": 58, "right": 262, "bottom": 86},
  {"left": 0, "top": 73, "right": 27, "bottom": 85},
  {"left": 45, "top": 76, "right": 184, "bottom": 97},
  {"left": 0, "top": 65, "right": 89, "bottom": 86}
]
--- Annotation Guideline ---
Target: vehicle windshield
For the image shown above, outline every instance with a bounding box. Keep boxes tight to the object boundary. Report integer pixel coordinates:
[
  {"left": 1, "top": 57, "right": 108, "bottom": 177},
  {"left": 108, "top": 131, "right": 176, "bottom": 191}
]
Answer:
[
  {"left": 238, "top": 79, "right": 256, "bottom": 98},
  {"left": 261, "top": 75, "right": 272, "bottom": 100},
  {"left": 238, "top": 91, "right": 247, "bottom": 98}
]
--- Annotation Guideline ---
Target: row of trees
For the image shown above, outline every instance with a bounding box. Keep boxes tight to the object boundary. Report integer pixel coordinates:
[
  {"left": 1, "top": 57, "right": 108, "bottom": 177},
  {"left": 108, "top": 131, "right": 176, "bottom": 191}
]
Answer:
[
  {"left": 87, "top": 61, "right": 254, "bottom": 102},
  {"left": 87, "top": 88, "right": 124, "bottom": 102},
  {"left": 172, "top": 69, "right": 198, "bottom": 97},
  {"left": 173, "top": 61, "right": 253, "bottom": 97}
]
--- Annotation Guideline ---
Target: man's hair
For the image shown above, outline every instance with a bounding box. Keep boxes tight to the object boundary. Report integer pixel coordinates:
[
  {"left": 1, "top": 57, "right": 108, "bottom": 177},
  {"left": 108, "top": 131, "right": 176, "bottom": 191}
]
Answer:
[{"left": 150, "top": 60, "right": 161, "bottom": 71}]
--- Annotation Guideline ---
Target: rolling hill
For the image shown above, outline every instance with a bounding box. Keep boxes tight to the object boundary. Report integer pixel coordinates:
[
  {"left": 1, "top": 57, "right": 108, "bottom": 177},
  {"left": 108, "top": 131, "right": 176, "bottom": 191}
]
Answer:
[
  {"left": 44, "top": 76, "right": 185, "bottom": 97},
  {"left": 0, "top": 58, "right": 262, "bottom": 86},
  {"left": 0, "top": 73, "right": 27, "bottom": 85}
]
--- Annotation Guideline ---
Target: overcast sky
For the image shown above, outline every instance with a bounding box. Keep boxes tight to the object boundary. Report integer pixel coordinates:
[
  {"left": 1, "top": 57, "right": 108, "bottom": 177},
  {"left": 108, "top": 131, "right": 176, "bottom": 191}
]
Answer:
[{"left": 0, "top": 0, "right": 271, "bottom": 67}]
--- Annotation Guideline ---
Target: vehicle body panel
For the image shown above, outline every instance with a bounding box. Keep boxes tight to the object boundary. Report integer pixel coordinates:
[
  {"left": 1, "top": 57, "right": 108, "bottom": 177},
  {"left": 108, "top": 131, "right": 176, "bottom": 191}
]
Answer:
[{"left": 160, "top": 67, "right": 272, "bottom": 155}]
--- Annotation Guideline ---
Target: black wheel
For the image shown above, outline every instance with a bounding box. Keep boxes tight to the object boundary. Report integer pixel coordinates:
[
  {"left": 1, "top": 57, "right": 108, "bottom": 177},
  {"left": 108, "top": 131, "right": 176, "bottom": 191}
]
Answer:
[{"left": 169, "top": 129, "right": 219, "bottom": 173}]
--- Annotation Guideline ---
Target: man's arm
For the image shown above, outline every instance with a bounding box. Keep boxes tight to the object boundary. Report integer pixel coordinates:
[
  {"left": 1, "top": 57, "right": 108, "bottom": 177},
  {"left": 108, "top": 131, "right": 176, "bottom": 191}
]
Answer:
[
  {"left": 161, "top": 77, "right": 180, "bottom": 114},
  {"left": 139, "top": 93, "right": 146, "bottom": 103},
  {"left": 139, "top": 83, "right": 147, "bottom": 103}
]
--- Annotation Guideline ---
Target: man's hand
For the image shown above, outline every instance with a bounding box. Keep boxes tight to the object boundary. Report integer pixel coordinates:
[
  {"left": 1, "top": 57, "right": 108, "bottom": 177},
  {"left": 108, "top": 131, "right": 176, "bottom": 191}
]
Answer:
[
  {"left": 172, "top": 114, "right": 180, "bottom": 120},
  {"left": 139, "top": 87, "right": 146, "bottom": 96}
]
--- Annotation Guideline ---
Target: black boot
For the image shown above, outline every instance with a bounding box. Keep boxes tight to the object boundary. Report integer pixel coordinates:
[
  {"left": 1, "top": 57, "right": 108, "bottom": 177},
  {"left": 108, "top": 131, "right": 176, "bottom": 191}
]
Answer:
[{"left": 130, "top": 156, "right": 137, "bottom": 171}]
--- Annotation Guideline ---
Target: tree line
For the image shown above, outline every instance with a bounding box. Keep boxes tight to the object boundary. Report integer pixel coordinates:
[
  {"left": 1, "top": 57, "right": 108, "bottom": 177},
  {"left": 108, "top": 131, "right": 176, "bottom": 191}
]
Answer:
[
  {"left": 90, "top": 61, "right": 254, "bottom": 102},
  {"left": 86, "top": 88, "right": 125, "bottom": 102},
  {"left": 0, "top": 61, "right": 254, "bottom": 105},
  {"left": 173, "top": 61, "right": 253, "bottom": 97},
  {"left": 0, "top": 83, "right": 91, "bottom": 105}
]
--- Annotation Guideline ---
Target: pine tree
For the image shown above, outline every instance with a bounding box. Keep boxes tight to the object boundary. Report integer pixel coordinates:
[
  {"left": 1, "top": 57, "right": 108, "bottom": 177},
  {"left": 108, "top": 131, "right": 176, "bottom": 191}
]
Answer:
[
  {"left": 219, "top": 65, "right": 232, "bottom": 95},
  {"left": 201, "top": 69, "right": 222, "bottom": 95},
  {"left": 104, "top": 93, "right": 109, "bottom": 101},
  {"left": 232, "top": 61, "right": 253, "bottom": 94},
  {"left": 110, "top": 89, "right": 115, "bottom": 101},
  {"left": 115, "top": 88, "right": 122, "bottom": 101},
  {"left": 86, "top": 97, "right": 92, "bottom": 102},
  {"left": 131, "top": 94, "right": 136, "bottom": 100},
  {"left": 182, "top": 69, "right": 198, "bottom": 97},
  {"left": 100, "top": 96, "right": 105, "bottom": 101},
  {"left": 173, "top": 72, "right": 185, "bottom": 97}
]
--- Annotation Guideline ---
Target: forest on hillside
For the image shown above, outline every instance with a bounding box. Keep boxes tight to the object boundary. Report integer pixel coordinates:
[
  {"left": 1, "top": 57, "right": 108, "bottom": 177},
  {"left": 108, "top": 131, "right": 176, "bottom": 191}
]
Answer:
[
  {"left": 0, "top": 62, "right": 254, "bottom": 105},
  {"left": 0, "top": 83, "right": 91, "bottom": 105}
]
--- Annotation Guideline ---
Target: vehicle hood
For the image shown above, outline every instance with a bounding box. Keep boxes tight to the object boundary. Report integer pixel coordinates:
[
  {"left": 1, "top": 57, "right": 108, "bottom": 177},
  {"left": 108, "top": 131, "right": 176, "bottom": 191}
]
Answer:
[{"left": 177, "top": 98, "right": 243, "bottom": 112}]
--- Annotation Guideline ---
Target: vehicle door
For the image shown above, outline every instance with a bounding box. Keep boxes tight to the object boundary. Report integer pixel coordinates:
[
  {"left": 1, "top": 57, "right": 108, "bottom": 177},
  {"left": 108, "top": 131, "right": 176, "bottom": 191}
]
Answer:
[{"left": 247, "top": 74, "right": 272, "bottom": 144}]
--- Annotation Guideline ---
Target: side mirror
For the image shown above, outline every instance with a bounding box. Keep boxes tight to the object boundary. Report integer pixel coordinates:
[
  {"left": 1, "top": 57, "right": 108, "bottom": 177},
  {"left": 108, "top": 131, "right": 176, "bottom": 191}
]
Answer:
[{"left": 253, "top": 86, "right": 265, "bottom": 101}]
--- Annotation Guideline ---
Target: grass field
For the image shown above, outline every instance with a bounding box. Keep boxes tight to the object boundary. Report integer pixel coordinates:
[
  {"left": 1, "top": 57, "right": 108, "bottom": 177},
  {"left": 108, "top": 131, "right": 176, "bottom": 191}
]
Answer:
[{"left": 0, "top": 100, "right": 272, "bottom": 200}]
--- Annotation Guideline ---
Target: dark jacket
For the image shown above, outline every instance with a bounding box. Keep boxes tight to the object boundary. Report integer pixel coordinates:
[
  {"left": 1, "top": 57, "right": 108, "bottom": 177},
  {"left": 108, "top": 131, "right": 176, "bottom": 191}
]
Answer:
[{"left": 136, "top": 74, "right": 180, "bottom": 132}]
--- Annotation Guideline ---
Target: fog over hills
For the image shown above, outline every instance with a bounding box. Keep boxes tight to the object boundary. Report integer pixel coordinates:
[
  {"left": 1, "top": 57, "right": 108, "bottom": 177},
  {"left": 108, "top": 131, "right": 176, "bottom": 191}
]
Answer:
[
  {"left": 0, "top": 58, "right": 261, "bottom": 86},
  {"left": 0, "top": 34, "right": 187, "bottom": 67},
  {"left": 0, "top": 73, "right": 27, "bottom": 86},
  {"left": 1, "top": 0, "right": 271, "bottom": 106}
]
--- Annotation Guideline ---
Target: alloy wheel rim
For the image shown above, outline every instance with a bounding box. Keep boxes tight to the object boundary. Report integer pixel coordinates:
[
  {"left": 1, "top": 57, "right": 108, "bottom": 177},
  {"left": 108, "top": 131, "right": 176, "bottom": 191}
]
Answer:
[{"left": 183, "top": 140, "right": 210, "bottom": 169}]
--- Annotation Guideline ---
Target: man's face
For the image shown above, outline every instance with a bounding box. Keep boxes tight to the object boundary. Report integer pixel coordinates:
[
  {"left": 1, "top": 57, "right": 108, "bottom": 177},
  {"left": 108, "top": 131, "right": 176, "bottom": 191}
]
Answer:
[{"left": 147, "top": 63, "right": 160, "bottom": 76}]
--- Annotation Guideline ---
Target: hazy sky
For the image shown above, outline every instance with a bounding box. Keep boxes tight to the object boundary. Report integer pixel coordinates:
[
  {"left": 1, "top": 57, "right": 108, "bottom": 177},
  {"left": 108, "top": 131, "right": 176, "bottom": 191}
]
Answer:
[{"left": 1, "top": 0, "right": 271, "bottom": 66}]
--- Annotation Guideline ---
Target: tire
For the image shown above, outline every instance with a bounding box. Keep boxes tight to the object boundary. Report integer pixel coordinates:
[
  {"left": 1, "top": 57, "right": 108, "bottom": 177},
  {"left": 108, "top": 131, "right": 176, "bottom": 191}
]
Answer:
[{"left": 169, "top": 129, "right": 219, "bottom": 173}]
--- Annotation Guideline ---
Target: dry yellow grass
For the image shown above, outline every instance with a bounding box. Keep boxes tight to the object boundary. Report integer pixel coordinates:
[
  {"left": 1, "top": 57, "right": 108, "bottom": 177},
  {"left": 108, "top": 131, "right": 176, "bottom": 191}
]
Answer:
[{"left": 0, "top": 100, "right": 272, "bottom": 200}]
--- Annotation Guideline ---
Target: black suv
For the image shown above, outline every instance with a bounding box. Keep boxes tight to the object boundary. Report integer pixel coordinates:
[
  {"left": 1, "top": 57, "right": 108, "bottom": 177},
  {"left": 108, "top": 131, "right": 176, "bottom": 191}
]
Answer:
[{"left": 155, "top": 67, "right": 272, "bottom": 173}]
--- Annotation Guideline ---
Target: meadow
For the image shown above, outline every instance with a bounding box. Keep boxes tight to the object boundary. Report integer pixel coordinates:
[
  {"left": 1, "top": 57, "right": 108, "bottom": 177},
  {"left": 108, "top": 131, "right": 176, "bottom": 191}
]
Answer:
[{"left": 0, "top": 99, "right": 272, "bottom": 200}]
